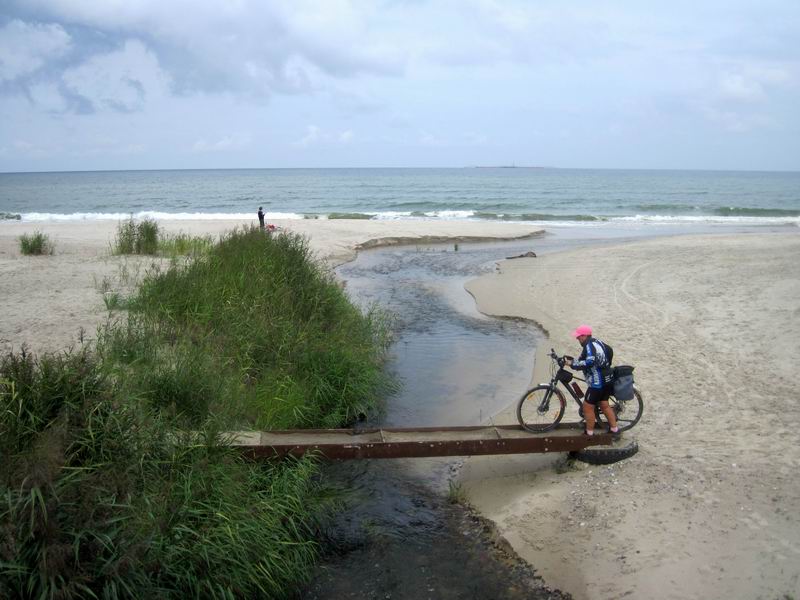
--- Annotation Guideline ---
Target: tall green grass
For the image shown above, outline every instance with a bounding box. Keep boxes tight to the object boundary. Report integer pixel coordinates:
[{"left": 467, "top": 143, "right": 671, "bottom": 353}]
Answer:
[
  {"left": 121, "top": 227, "right": 391, "bottom": 428},
  {"left": 158, "top": 232, "right": 215, "bottom": 258},
  {"left": 0, "top": 351, "right": 334, "bottom": 598},
  {"left": 113, "top": 218, "right": 214, "bottom": 258},
  {"left": 1, "top": 226, "right": 391, "bottom": 597},
  {"left": 18, "top": 231, "right": 55, "bottom": 255},
  {"left": 113, "top": 217, "right": 159, "bottom": 255}
]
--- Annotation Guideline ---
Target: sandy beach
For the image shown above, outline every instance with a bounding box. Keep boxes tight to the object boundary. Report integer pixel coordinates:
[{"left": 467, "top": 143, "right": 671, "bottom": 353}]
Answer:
[
  {"left": 0, "top": 219, "right": 542, "bottom": 354},
  {"left": 462, "top": 231, "right": 800, "bottom": 599},
  {"left": 2, "top": 219, "right": 799, "bottom": 598}
]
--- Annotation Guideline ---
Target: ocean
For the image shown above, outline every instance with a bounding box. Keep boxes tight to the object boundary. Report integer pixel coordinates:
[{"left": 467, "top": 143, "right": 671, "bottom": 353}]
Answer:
[{"left": 1, "top": 167, "right": 799, "bottom": 227}]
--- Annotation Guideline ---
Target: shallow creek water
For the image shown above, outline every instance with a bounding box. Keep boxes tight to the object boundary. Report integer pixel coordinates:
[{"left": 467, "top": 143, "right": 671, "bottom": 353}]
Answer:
[{"left": 300, "top": 224, "right": 775, "bottom": 599}]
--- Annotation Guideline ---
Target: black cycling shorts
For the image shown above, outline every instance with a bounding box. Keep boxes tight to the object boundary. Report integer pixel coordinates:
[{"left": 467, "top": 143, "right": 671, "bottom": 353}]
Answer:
[{"left": 585, "top": 383, "right": 613, "bottom": 406}]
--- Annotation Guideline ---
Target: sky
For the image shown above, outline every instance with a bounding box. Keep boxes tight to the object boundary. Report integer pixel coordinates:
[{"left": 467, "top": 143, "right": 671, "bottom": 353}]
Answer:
[{"left": 1, "top": 0, "right": 799, "bottom": 172}]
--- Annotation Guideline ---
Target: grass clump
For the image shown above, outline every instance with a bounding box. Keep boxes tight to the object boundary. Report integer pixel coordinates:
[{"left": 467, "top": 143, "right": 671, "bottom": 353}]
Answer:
[
  {"left": 113, "top": 217, "right": 159, "bottom": 255},
  {"left": 2, "top": 226, "right": 391, "bottom": 597},
  {"left": 447, "top": 480, "right": 469, "bottom": 505},
  {"left": 18, "top": 231, "right": 55, "bottom": 255},
  {"left": 113, "top": 217, "right": 214, "bottom": 258},
  {"left": 0, "top": 350, "right": 333, "bottom": 598},
  {"left": 158, "top": 232, "right": 215, "bottom": 258},
  {"left": 123, "top": 226, "right": 391, "bottom": 428}
]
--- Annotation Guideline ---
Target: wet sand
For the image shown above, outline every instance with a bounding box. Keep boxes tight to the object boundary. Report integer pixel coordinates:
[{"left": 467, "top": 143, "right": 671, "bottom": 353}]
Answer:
[{"left": 461, "top": 231, "right": 800, "bottom": 599}]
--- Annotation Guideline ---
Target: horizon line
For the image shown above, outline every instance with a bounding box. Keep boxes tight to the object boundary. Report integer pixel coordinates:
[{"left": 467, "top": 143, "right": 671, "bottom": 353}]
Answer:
[{"left": 2, "top": 165, "right": 799, "bottom": 175}]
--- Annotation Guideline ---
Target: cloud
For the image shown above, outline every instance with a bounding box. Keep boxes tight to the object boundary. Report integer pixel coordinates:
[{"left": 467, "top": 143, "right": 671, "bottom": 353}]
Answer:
[
  {"left": 191, "top": 134, "right": 252, "bottom": 153},
  {"left": 27, "top": 81, "right": 67, "bottom": 112},
  {"left": 702, "top": 106, "right": 772, "bottom": 132},
  {"left": 293, "top": 125, "right": 354, "bottom": 147},
  {"left": 10, "top": 138, "right": 59, "bottom": 158},
  {"left": 8, "top": 1, "right": 405, "bottom": 99},
  {"left": 419, "top": 130, "right": 447, "bottom": 147},
  {"left": 718, "top": 73, "right": 766, "bottom": 103},
  {"left": 0, "top": 19, "right": 71, "bottom": 82},
  {"left": 61, "top": 39, "right": 170, "bottom": 112}
]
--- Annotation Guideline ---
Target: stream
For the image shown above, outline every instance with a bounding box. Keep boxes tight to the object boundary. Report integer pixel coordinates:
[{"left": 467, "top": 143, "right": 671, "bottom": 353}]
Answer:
[{"left": 300, "top": 223, "right": 777, "bottom": 599}]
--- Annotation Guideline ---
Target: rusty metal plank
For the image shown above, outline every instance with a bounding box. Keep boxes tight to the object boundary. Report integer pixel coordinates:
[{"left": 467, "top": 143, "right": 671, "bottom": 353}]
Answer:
[{"left": 234, "top": 427, "right": 612, "bottom": 460}]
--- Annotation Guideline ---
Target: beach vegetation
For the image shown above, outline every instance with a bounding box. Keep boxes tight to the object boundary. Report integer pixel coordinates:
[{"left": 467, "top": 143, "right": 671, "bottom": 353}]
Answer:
[
  {"left": 102, "top": 291, "right": 130, "bottom": 311},
  {"left": 113, "top": 217, "right": 215, "bottom": 258},
  {"left": 447, "top": 479, "right": 469, "bottom": 505},
  {"left": 18, "top": 231, "right": 55, "bottom": 255},
  {"left": 113, "top": 216, "right": 159, "bottom": 255},
  {"left": 158, "top": 232, "right": 215, "bottom": 258},
  {"left": 1, "top": 226, "right": 391, "bottom": 597}
]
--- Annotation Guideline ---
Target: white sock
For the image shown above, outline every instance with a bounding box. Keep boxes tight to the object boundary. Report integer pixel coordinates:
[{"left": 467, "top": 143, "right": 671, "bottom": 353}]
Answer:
[
  {"left": 586, "top": 429, "right": 594, "bottom": 436},
  {"left": 611, "top": 426, "right": 619, "bottom": 433}
]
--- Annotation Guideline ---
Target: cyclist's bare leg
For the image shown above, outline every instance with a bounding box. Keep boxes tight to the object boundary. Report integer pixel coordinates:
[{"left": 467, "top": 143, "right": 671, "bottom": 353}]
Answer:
[
  {"left": 583, "top": 400, "right": 596, "bottom": 433},
  {"left": 599, "top": 400, "right": 619, "bottom": 430}
]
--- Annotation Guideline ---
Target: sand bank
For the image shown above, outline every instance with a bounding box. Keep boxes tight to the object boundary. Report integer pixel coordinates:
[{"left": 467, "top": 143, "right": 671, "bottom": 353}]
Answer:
[
  {"left": 461, "top": 232, "right": 800, "bottom": 599},
  {"left": 0, "top": 218, "right": 542, "bottom": 354}
]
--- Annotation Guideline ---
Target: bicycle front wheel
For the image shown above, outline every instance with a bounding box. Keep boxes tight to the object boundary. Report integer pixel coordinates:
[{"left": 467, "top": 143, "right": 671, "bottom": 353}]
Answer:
[{"left": 517, "top": 385, "right": 566, "bottom": 433}]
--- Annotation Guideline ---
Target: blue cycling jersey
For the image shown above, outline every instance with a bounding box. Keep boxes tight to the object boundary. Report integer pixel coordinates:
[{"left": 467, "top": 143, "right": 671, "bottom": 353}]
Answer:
[{"left": 571, "top": 337, "right": 611, "bottom": 389}]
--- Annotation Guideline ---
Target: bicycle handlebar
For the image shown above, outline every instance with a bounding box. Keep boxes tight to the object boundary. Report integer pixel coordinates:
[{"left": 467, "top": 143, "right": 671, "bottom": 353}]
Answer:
[
  {"left": 549, "top": 348, "right": 574, "bottom": 369},
  {"left": 550, "top": 348, "right": 565, "bottom": 368}
]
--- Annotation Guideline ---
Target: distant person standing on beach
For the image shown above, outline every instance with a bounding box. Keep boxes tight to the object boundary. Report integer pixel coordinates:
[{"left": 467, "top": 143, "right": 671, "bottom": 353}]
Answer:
[{"left": 257, "top": 206, "right": 265, "bottom": 229}]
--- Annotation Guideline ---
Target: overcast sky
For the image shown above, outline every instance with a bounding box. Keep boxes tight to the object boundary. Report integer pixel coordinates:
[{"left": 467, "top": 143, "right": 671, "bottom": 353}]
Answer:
[{"left": 1, "top": 1, "right": 799, "bottom": 172}]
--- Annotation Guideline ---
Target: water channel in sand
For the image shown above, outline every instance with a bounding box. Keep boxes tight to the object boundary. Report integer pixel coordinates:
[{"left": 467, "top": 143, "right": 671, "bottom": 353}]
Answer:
[{"left": 301, "top": 223, "right": 782, "bottom": 599}]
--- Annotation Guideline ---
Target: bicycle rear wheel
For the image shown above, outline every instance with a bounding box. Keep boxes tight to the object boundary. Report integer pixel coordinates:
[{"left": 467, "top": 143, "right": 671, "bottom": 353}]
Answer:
[
  {"left": 517, "top": 385, "right": 566, "bottom": 433},
  {"left": 594, "top": 385, "right": 643, "bottom": 432}
]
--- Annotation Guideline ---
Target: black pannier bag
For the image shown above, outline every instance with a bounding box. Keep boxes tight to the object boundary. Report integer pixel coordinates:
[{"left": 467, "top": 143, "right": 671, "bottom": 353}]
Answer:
[
  {"left": 556, "top": 369, "right": 574, "bottom": 384},
  {"left": 612, "top": 365, "right": 635, "bottom": 400}
]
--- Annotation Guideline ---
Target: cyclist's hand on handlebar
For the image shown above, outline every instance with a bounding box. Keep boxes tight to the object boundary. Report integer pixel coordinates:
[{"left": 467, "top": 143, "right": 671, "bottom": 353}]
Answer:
[{"left": 564, "top": 357, "right": 573, "bottom": 367}]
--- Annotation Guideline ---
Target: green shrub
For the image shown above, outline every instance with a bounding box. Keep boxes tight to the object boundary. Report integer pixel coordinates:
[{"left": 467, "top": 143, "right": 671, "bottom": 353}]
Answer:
[
  {"left": 18, "top": 231, "right": 55, "bottom": 255},
  {"left": 113, "top": 219, "right": 214, "bottom": 258},
  {"left": 158, "top": 233, "right": 214, "bottom": 258},
  {"left": 129, "top": 227, "right": 391, "bottom": 428},
  {"left": 0, "top": 349, "right": 335, "bottom": 599},
  {"left": 2, "top": 226, "right": 391, "bottom": 597},
  {"left": 113, "top": 217, "right": 159, "bottom": 255}
]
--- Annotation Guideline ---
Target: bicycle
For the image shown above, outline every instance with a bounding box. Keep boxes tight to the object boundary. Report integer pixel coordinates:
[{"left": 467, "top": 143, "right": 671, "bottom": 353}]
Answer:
[{"left": 516, "top": 349, "right": 644, "bottom": 433}]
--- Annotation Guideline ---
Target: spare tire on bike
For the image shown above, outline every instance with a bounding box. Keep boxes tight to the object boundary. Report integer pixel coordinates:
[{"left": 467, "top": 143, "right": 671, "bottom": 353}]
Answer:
[{"left": 612, "top": 365, "right": 635, "bottom": 401}]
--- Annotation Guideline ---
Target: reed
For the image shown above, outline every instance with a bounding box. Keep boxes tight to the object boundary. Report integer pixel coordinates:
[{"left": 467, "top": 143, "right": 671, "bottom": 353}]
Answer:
[
  {"left": 1, "top": 226, "right": 390, "bottom": 597},
  {"left": 158, "top": 232, "right": 215, "bottom": 258},
  {"left": 0, "top": 350, "right": 335, "bottom": 598},
  {"left": 113, "top": 218, "right": 214, "bottom": 258},
  {"left": 113, "top": 217, "right": 159, "bottom": 255},
  {"left": 124, "top": 226, "right": 392, "bottom": 428},
  {"left": 18, "top": 231, "right": 55, "bottom": 255}
]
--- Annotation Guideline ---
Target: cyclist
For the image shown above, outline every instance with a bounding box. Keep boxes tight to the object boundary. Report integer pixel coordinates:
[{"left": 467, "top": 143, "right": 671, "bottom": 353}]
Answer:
[{"left": 565, "top": 325, "right": 620, "bottom": 437}]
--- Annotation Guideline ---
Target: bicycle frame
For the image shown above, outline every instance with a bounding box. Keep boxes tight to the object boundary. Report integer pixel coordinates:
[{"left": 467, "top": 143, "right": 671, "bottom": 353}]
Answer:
[{"left": 546, "top": 360, "right": 586, "bottom": 409}]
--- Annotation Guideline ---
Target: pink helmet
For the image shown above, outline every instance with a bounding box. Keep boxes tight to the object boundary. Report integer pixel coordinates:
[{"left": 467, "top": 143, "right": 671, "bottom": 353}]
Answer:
[{"left": 572, "top": 324, "right": 592, "bottom": 338}]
